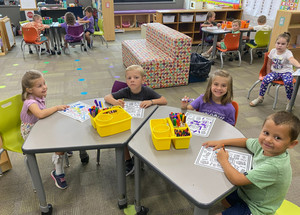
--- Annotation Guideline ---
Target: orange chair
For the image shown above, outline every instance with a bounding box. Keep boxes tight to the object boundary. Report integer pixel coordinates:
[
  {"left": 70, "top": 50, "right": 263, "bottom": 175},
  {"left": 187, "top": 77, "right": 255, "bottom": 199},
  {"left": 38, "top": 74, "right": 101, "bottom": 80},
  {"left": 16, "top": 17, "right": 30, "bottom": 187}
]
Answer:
[
  {"left": 22, "top": 26, "right": 49, "bottom": 59},
  {"left": 247, "top": 52, "right": 296, "bottom": 109},
  {"left": 216, "top": 33, "right": 241, "bottom": 68},
  {"left": 231, "top": 101, "right": 239, "bottom": 126}
]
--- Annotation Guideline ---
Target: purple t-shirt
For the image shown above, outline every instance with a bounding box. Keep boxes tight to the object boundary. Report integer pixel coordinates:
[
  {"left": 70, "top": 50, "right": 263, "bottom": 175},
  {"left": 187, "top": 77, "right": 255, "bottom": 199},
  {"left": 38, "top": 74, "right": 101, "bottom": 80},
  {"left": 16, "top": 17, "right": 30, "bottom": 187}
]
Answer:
[
  {"left": 20, "top": 96, "right": 46, "bottom": 124},
  {"left": 83, "top": 16, "right": 94, "bottom": 33},
  {"left": 190, "top": 94, "right": 235, "bottom": 126}
]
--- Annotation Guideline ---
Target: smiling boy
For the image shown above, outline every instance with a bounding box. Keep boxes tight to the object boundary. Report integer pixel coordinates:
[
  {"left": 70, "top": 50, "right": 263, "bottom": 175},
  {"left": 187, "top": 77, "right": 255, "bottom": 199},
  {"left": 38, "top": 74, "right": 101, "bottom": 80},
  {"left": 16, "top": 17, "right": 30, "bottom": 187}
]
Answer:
[{"left": 203, "top": 111, "right": 300, "bottom": 215}]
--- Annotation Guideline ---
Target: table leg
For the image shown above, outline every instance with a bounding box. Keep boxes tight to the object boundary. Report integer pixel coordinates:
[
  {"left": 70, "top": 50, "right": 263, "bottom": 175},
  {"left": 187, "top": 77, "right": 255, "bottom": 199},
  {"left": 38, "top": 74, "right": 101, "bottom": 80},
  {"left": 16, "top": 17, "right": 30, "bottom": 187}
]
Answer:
[
  {"left": 287, "top": 76, "right": 300, "bottom": 112},
  {"left": 134, "top": 156, "right": 141, "bottom": 212},
  {"left": 47, "top": 28, "right": 56, "bottom": 54},
  {"left": 194, "top": 206, "right": 209, "bottom": 215},
  {"left": 239, "top": 32, "right": 244, "bottom": 54},
  {"left": 54, "top": 28, "right": 61, "bottom": 55},
  {"left": 115, "top": 147, "right": 127, "bottom": 209},
  {"left": 26, "top": 154, "right": 52, "bottom": 214},
  {"left": 201, "top": 31, "right": 205, "bottom": 53},
  {"left": 211, "top": 34, "right": 218, "bottom": 58}
]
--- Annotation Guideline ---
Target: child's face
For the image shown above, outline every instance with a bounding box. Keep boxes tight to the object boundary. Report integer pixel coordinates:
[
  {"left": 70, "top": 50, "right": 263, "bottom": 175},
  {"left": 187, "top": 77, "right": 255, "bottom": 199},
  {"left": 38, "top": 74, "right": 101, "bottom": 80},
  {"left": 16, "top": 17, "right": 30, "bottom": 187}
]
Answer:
[
  {"left": 210, "top": 76, "right": 229, "bottom": 101},
  {"left": 36, "top": 17, "right": 43, "bottom": 24},
  {"left": 232, "top": 22, "right": 240, "bottom": 31},
  {"left": 258, "top": 119, "right": 298, "bottom": 157},
  {"left": 125, "top": 69, "right": 144, "bottom": 94},
  {"left": 85, "top": 11, "right": 92, "bottom": 18},
  {"left": 27, "top": 77, "right": 47, "bottom": 99},
  {"left": 275, "top": 37, "right": 288, "bottom": 53},
  {"left": 209, "top": 15, "right": 215, "bottom": 22}
]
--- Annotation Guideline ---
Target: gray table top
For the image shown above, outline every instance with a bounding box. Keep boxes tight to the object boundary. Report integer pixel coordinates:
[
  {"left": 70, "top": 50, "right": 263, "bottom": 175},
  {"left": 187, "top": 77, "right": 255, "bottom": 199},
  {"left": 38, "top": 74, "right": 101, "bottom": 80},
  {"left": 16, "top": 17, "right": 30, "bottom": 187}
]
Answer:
[
  {"left": 128, "top": 106, "right": 250, "bottom": 209},
  {"left": 22, "top": 98, "right": 157, "bottom": 153}
]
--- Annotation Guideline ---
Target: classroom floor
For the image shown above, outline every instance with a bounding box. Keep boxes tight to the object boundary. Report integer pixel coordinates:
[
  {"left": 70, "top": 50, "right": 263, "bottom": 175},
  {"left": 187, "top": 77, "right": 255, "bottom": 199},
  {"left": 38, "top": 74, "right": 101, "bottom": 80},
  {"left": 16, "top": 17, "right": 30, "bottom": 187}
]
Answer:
[{"left": 0, "top": 31, "right": 300, "bottom": 215}]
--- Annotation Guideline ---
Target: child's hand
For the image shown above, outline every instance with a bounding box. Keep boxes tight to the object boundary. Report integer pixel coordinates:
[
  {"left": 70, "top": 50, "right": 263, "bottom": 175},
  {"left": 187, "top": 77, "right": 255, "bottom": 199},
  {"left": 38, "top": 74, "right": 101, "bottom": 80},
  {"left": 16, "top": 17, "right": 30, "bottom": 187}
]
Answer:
[
  {"left": 202, "top": 140, "right": 223, "bottom": 150},
  {"left": 209, "top": 24, "right": 213, "bottom": 27},
  {"left": 116, "top": 99, "right": 125, "bottom": 107},
  {"left": 140, "top": 100, "right": 152, "bottom": 108},
  {"left": 56, "top": 105, "right": 69, "bottom": 111},
  {"left": 217, "top": 23, "right": 221, "bottom": 27},
  {"left": 216, "top": 149, "right": 229, "bottom": 164},
  {"left": 181, "top": 96, "right": 189, "bottom": 109}
]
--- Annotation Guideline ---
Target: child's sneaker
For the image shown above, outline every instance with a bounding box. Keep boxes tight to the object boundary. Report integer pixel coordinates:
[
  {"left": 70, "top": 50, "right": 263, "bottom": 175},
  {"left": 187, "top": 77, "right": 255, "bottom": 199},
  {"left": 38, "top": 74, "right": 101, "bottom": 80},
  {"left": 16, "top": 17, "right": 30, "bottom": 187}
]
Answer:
[
  {"left": 67, "top": 151, "right": 73, "bottom": 157},
  {"left": 80, "top": 151, "right": 89, "bottom": 165},
  {"left": 125, "top": 157, "right": 135, "bottom": 176},
  {"left": 201, "top": 52, "right": 210, "bottom": 58},
  {"left": 50, "top": 170, "right": 67, "bottom": 189}
]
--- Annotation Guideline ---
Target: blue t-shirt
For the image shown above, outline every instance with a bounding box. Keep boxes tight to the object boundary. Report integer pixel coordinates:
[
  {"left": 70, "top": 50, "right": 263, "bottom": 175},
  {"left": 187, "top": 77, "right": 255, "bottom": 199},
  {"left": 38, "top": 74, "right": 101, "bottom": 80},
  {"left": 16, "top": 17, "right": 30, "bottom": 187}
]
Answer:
[{"left": 190, "top": 94, "right": 235, "bottom": 126}]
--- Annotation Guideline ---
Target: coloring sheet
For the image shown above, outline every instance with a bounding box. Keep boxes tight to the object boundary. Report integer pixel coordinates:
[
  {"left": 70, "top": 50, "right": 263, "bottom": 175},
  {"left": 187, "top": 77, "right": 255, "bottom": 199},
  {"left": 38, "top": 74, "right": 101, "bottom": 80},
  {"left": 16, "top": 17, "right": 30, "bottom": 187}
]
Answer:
[
  {"left": 58, "top": 101, "right": 90, "bottom": 122},
  {"left": 185, "top": 113, "right": 215, "bottom": 137},
  {"left": 124, "top": 101, "right": 144, "bottom": 118},
  {"left": 195, "top": 146, "right": 252, "bottom": 173}
]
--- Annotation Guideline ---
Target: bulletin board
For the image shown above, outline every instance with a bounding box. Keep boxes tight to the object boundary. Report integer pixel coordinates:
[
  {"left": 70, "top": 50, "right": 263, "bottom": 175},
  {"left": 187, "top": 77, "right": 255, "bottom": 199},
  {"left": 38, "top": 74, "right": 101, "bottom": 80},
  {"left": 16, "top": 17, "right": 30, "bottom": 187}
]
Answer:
[
  {"left": 205, "top": 0, "right": 242, "bottom": 7},
  {"left": 0, "top": 17, "right": 15, "bottom": 52},
  {"left": 280, "top": 0, "right": 299, "bottom": 10},
  {"left": 20, "top": 0, "right": 38, "bottom": 11}
]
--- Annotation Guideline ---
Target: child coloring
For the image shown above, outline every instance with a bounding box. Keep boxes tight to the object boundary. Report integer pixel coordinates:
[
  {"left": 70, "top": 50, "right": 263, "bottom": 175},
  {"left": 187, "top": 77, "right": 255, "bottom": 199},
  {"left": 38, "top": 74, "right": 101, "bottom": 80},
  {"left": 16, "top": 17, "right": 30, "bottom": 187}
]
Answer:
[
  {"left": 181, "top": 70, "right": 235, "bottom": 126},
  {"left": 201, "top": 11, "right": 222, "bottom": 46},
  {"left": 20, "top": 70, "right": 69, "bottom": 189},
  {"left": 104, "top": 65, "right": 167, "bottom": 176},
  {"left": 77, "top": 6, "right": 94, "bottom": 48},
  {"left": 203, "top": 111, "right": 300, "bottom": 215},
  {"left": 250, "top": 32, "right": 300, "bottom": 110}
]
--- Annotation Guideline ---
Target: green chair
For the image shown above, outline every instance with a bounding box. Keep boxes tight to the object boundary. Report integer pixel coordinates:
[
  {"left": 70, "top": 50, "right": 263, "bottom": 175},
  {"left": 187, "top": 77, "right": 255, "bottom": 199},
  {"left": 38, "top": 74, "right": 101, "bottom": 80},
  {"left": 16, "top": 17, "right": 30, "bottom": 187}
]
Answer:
[
  {"left": 92, "top": 19, "right": 108, "bottom": 48},
  {"left": 0, "top": 94, "right": 23, "bottom": 175},
  {"left": 275, "top": 199, "right": 300, "bottom": 215},
  {"left": 245, "top": 30, "right": 272, "bottom": 64}
]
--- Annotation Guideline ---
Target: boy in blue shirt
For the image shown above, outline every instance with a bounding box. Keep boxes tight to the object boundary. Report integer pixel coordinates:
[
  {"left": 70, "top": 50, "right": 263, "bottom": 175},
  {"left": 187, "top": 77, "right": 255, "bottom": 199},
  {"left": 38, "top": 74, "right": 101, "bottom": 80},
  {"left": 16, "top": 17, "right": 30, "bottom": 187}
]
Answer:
[
  {"left": 78, "top": 6, "right": 94, "bottom": 48},
  {"left": 203, "top": 111, "right": 300, "bottom": 215}
]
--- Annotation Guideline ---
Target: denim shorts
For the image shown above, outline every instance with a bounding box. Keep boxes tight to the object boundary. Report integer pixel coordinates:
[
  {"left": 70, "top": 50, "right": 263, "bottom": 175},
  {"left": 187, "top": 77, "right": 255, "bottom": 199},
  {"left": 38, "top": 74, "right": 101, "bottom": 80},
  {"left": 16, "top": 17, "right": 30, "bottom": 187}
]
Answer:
[{"left": 222, "top": 190, "right": 252, "bottom": 215}]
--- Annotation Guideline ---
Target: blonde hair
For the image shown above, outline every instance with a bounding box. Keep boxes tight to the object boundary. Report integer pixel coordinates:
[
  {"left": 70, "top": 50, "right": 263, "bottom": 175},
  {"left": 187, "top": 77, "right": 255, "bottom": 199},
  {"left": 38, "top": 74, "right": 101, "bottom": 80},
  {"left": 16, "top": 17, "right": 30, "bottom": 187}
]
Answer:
[
  {"left": 232, "top": 19, "right": 241, "bottom": 27},
  {"left": 65, "top": 12, "right": 76, "bottom": 25},
  {"left": 203, "top": 70, "right": 233, "bottom": 105},
  {"left": 125, "top": 65, "right": 145, "bottom": 77},
  {"left": 206, "top": 11, "right": 215, "bottom": 21},
  {"left": 257, "top": 15, "right": 267, "bottom": 24},
  {"left": 33, "top": 14, "right": 42, "bottom": 21},
  {"left": 21, "top": 70, "right": 43, "bottom": 101}
]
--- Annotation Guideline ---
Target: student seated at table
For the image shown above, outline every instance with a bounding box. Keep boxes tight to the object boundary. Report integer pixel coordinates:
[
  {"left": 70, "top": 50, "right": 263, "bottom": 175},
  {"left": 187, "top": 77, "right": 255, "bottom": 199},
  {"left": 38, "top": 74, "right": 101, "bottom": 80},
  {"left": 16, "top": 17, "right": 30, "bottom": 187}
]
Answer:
[
  {"left": 20, "top": 70, "right": 69, "bottom": 189},
  {"left": 245, "top": 15, "right": 272, "bottom": 57},
  {"left": 181, "top": 70, "right": 235, "bottom": 126},
  {"left": 77, "top": 6, "right": 94, "bottom": 48},
  {"left": 104, "top": 65, "right": 167, "bottom": 176},
  {"left": 59, "top": 12, "right": 79, "bottom": 51},
  {"left": 201, "top": 19, "right": 241, "bottom": 60},
  {"left": 201, "top": 11, "right": 221, "bottom": 44},
  {"left": 203, "top": 111, "right": 300, "bottom": 215},
  {"left": 23, "top": 14, "right": 51, "bottom": 54}
]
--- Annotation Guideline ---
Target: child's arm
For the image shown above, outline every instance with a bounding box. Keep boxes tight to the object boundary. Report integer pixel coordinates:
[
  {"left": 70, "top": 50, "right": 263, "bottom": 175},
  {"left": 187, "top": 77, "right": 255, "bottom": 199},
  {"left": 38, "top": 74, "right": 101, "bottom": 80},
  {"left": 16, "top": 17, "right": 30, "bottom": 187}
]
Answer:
[
  {"left": 140, "top": 96, "right": 167, "bottom": 108},
  {"left": 201, "top": 23, "right": 213, "bottom": 27},
  {"left": 202, "top": 138, "right": 247, "bottom": 150},
  {"left": 266, "top": 58, "right": 272, "bottom": 74},
  {"left": 28, "top": 103, "right": 68, "bottom": 119},
  {"left": 217, "top": 149, "right": 252, "bottom": 186},
  {"left": 104, "top": 94, "right": 125, "bottom": 107},
  {"left": 181, "top": 96, "right": 195, "bottom": 110},
  {"left": 288, "top": 57, "right": 300, "bottom": 68}
]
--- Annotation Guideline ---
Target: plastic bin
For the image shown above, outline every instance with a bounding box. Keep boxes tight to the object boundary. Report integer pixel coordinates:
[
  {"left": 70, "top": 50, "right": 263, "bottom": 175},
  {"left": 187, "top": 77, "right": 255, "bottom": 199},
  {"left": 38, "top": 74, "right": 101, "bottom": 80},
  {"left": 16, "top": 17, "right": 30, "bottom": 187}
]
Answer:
[
  {"left": 58, "top": 18, "right": 65, "bottom": 23},
  {"left": 150, "top": 118, "right": 172, "bottom": 150},
  {"left": 180, "top": 14, "right": 193, "bottom": 22},
  {"left": 163, "top": 15, "right": 175, "bottom": 23},
  {"left": 42, "top": 18, "right": 53, "bottom": 24},
  {"left": 90, "top": 106, "right": 132, "bottom": 137},
  {"left": 196, "top": 14, "right": 206, "bottom": 22},
  {"left": 189, "top": 53, "right": 212, "bottom": 83}
]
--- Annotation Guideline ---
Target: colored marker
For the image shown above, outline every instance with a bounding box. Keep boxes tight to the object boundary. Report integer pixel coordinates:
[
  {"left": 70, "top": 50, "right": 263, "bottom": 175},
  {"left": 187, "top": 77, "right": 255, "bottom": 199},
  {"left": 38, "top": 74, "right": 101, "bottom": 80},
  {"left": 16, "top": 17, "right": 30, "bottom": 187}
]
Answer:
[
  {"left": 94, "top": 99, "right": 99, "bottom": 107},
  {"left": 222, "top": 144, "right": 225, "bottom": 151},
  {"left": 181, "top": 98, "right": 194, "bottom": 102},
  {"left": 99, "top": 101, "right": 102, "bottom": 108}
]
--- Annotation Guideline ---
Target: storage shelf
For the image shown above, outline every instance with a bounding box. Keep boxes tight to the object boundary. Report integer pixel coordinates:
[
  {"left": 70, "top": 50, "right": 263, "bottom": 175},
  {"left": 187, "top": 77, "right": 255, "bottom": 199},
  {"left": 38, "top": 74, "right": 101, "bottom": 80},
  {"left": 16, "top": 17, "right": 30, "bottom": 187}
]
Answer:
[
  {"left": 155, "top": 9, "right": 242, "bottom": 45},
  {"left": 114, "top": 12, "right": 154, "bottom": 32}
]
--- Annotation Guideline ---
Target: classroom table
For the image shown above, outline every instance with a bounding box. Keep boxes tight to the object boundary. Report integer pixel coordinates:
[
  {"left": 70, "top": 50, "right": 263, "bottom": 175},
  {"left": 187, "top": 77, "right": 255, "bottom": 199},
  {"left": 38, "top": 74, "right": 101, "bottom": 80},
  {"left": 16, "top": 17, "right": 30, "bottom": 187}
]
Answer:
[
  {"left": 128, "top": 106, "right": 251, "bottom": 215},
  {"left": 46, "top": 22, "right": 64, "bottom": 55},
  {"left": 287, "top": 69, "right": 300, "bottom": 112},
  {"left": 22, "top": 98, "right": 157, "bottom": 214}
]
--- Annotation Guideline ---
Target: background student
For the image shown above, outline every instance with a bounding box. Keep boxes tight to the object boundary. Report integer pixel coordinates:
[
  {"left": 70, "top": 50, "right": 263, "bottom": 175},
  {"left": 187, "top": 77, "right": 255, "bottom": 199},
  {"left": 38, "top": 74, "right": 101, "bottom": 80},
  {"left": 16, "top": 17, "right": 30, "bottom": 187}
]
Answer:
[
  {"left": 201, "top": 11, "right": 222, "bottom": 46},
  {"left": 78, "top": 6, "right": 94, "bottom": 48},
  {"left": 181, "top": 70, "right": 235, "bottom": 126},
  {"left": 59, "top": 12, "right": 79, "bottom": 52},
  {"left": 203, "top": 111, "right": 300, "bottom": 215},
  {"left": 20, "top": 70, "right": 69, "bottom": 189},
  {"left": 104, "top": 65, "right": 167, "bottom": 176},
  {"left": 249, "top": 32, "right": 300, "bottom": 110}
]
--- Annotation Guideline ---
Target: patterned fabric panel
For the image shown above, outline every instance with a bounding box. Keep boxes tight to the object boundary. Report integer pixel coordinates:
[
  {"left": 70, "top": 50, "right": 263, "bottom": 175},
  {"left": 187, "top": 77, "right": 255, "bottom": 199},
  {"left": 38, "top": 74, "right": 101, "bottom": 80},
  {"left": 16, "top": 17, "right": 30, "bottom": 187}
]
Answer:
[{"left": 122, "top": 40, "right": 173, "bottom": 63}]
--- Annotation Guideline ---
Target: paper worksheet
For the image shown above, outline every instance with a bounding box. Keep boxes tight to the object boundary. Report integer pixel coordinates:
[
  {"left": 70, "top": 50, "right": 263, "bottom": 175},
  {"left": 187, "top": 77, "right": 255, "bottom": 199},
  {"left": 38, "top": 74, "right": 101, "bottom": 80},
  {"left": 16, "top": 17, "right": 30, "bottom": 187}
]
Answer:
[
  {"left": 58, "top": 101, "right": 90, "bottom": 122},
  {"left": 185, "top": 113, "right": 215, "bottom": 137},
  {"left": 195, "top": 146, "right": 252, "bottom": 173},
  {"left": 124, "top": 101, "right": 144, "bottom": 118}
]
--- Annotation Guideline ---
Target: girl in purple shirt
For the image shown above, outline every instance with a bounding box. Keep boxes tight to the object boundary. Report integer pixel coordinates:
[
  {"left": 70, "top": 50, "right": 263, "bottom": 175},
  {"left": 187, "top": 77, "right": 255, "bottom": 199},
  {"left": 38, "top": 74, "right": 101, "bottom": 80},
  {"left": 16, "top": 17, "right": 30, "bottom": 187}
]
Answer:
[
  {"left": 20, "top": 70, "right": 69, "bottom": 189},
  {"left": 181, "top": 70, "right": 236, "bottom": 126},
  {"left": 59, "top": 12, "right": 79, "bottom": 51}
]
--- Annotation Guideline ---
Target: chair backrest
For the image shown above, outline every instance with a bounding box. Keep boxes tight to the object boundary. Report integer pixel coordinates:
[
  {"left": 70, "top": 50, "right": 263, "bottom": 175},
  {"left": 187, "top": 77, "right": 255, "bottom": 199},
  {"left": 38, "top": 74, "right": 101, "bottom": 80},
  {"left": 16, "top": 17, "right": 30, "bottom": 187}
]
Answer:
[
  {"left": 0, "top": 94, "right": 23, "bottom": 153},
  {"left": 98, "top": 19, "right": 104, "bottom": 32},
  {"left": 224, "top": 33, "right": 240, "bottom": 51},
  {"left": 231, "top": 100, "right": 239, "bottom": 126},
  {"left": 255, "top": 30, "right": 272, "bottom": 47},
  {"left": 111, "top": 80, "right": 128, "bottom": 93},
  {"left": 67, "top": 24, "right": 84, "bottom": 39},
  {"left": 259, "top": 52, "right": 270, "bottom": 78},
  {"left": 22, "top": 27, "right": 39, "bottom": 43},
  {"left": 275, "top": 200, "right": 300, "bottom": 215}
]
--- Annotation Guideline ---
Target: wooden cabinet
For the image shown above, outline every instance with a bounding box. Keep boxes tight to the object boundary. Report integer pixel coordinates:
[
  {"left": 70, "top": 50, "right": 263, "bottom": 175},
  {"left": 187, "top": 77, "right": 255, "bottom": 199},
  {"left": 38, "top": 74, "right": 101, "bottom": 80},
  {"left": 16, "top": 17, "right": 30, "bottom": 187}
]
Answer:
[
  {"left": 114, "top": 12, "right": 154, "bottom": 32},
  {"left": 269, "top": 10, "right": 300, "bottom": 59},
  {"left": 155, "top": 9, "right": 242, "bottom": 45},
  {"left": 102, "top": 0, "right": 115, "bottom": 41}
]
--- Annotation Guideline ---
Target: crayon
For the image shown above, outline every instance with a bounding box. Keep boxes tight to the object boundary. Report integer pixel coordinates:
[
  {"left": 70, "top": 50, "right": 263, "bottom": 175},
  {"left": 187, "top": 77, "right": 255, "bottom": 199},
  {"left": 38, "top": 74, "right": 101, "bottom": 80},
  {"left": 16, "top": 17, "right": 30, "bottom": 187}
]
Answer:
[{"left": 94, "top": 99, "right": 99, "bottom": 107}]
